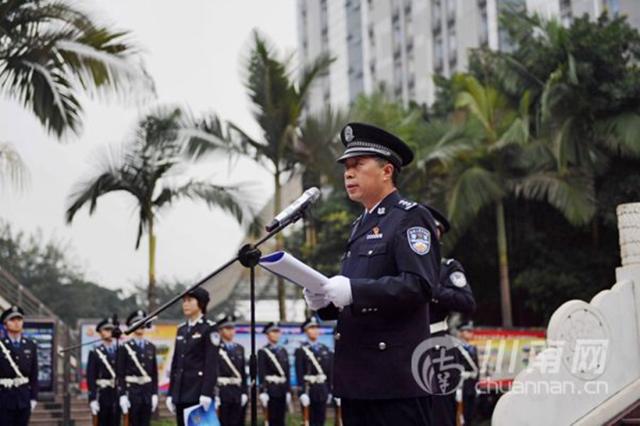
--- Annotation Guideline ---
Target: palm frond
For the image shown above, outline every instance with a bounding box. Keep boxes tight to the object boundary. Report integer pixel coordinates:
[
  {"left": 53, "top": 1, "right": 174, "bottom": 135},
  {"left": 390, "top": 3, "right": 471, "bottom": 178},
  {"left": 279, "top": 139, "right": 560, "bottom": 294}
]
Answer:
[{"left": 0, "top": 142, "right": 29, "bottom": 192}]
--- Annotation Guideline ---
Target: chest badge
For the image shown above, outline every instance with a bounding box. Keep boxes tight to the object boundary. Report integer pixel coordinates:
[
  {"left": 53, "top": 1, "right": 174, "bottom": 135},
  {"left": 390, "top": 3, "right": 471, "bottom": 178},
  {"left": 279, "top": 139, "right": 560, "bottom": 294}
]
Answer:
[
  {"left": 407, "top": 226, "right": 431, "bottom": 255},
  {"left": 366, "top": 226, "right": 384, "bottom": 240}
]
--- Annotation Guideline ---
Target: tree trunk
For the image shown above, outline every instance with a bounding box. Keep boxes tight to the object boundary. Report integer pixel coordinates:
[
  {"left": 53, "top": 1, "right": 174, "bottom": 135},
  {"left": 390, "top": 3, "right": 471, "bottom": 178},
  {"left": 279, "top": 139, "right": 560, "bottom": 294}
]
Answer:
[
  {"left": 148, "top": 216, "right": 157, "bottom": 311},
  {"left": 274, "top": 170, "right": 286, "bottom": 321},
  {"left": 496, "top": 200, "right": 513, "bottom": 327}
]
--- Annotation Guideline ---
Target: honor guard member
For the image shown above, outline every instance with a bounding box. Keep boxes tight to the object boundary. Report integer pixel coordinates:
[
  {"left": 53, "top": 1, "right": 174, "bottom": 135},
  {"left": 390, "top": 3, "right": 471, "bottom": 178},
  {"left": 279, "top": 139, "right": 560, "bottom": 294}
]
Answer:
[
  {"left": 214, "top": 314, "right": 248, "bottom": 426},
  {"left": 166, "top": 287, "right": 219, "bottom": 426},
  {"left": 117, "top": 310, "right": 158, "bottom": 426},
  {"left": 258, "top": 322, "right": 291, "bottom": 426},
  {"left": 295, "top": 317, "right": 333, "bottom": 426},
  {"left": 87, "top": 316, "right": 121, "bottom": 426},
  {"left": 0, "top": 306, "right": 38, "bottom": 426},
  {"left": 427, "top": 207, "right": 476, "bottom": 426},
  {"left": 459, "top": 322, "right": 479, "bottom": 425},
  {"left": 304, "top": 123, "right": 441, "bottom": 426}
]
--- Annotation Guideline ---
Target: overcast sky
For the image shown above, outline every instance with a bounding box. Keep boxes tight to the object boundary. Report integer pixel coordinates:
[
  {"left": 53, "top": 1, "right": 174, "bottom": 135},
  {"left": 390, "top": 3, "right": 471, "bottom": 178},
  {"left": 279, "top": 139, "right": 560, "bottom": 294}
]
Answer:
[{"left": 0, "top": 0, "right": 297, "bottom": 292}]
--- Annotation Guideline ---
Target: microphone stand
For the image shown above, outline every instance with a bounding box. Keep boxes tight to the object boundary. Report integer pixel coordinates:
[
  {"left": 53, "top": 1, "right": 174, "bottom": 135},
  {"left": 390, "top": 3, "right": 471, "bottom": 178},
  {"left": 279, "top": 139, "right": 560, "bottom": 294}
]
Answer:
[{"left": 124, "top": 207, "right": 309, "bottom": 426}]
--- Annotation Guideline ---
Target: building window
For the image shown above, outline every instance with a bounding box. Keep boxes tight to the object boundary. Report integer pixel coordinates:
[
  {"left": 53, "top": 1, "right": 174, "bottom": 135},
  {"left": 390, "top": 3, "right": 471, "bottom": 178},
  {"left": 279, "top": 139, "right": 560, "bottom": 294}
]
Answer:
[
  {"left": 479, "top": 2, "right": 488, "bottom": 46},
  {"left": 446, "top": 0, "right": 456, "bottom": 24},
  {"left": 448, "top": 26, "right": 457, "bottom": 61},
  {"left": 369, "top": 25, "right": 375, "bottom": 47},
  {"left": 434, "top": 35, "right": 444, "bottom": 71},
  {"left": 560, "top": 0, "right": 572, "bottom": 26},
  {"left": 432, "top": 0, "right": 442, "bottom": 32},
  {"left": 604, "top": 0, "right": 620, "bottom": 16}
]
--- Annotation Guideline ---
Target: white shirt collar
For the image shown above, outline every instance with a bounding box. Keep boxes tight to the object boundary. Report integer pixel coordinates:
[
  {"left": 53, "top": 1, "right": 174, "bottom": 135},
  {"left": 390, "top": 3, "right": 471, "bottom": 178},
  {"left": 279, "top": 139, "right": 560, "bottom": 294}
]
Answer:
[{"left": 188, "top": 314, "right": 203, "bottom": 327}]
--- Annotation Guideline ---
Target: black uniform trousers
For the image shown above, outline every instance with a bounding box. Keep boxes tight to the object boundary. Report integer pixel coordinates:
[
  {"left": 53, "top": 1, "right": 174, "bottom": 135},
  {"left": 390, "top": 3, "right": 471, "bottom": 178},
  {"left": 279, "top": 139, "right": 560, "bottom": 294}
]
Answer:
[
  {"left": 97, "top": 387, "right": 120, "bottom": 426},
  {"left": 129, "top": 401, "right": 152, "bottom": 426},
  {"left": 267, "top": 396, "right": 286, "bottom": 426},
  {"left": 305, "top": 399, "right": 326, "bottom": 426},
  {"left": 430, "top": 394, "right": 455, "bottom": 426},
  {"left": 341, "top": 397, "right": 432, "bottom": 426},
  {"left": 0, "top": 404, "right": 30, "bottom": 426},
  {"left": 219, "top": 401, "right": 243, "bottom": 426}
]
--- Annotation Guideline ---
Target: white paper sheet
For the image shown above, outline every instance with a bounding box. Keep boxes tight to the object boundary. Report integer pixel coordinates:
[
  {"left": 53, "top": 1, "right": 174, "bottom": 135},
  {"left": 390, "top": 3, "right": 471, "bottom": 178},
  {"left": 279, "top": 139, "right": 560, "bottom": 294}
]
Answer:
[{"left": 259, "top": 251, "right": 328, "bottom": 293}]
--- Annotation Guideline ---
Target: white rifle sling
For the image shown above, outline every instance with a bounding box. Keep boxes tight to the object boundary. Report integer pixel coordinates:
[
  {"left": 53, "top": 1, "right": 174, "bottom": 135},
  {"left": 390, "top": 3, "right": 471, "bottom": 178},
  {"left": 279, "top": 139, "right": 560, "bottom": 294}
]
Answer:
[
  {"left": 302, "top": 345, "right": 325, "bottom": 376},
  {"left": 219, "top": 348, "right": 242, "bottom": 380},
  {"left": 124, "top": 342, "right": 151, "bottom": 382},
  {"left": 263, "top": 347, "right": 286, "bottom": 377},
  {"left": 95, "top": 347, "right": 117, "bottom": 379},
  {"left": 0, "top": 339, "right": 26, "bottom": 379}
]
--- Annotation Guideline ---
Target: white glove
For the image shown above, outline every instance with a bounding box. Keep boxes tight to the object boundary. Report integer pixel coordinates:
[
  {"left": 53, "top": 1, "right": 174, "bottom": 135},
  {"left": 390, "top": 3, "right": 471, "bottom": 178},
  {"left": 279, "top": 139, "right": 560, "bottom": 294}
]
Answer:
[
  {"left": 119, "top": 395, "right": 130, "bottom": 414},
  {"left": 259, "top": 392, "right": 269, "bottom": 407},
  {"left": 89, "top": 400, "right": 100, "bottom": 416},
  {"left": 241, "top": 393, "right": 248, "bottom": 407},
  {"left": 322, "top": 275, "right": 353, "bottom": 308},
  {"left": 199, "top": 395, "right": 212, "bottom": 412},
  {"left": 215, "top": 396, "right": 221, "bottom": 409},
  {"left": 166, "top": 396, "right": 175, "bottom": 414},
  {"left": 335, "top": 397, "right": 341, "bottom": 407},
  {"left": 286, "top": 392, "right": 292, "bottom": 405},
  {"left": 299, "top": 393, "right": 310, "bottom": 407},
  {"left": 151, "top": 394, "right": 158, "bottom": 412},
  {"left": 303, "top": 288, "right": 329, "bottom": 310},
  {"left": 326, "top": 393, "right": 333, "bottom": 404},
  {"left": 30, "top": 400, "right": 37, "bottom": 411}
]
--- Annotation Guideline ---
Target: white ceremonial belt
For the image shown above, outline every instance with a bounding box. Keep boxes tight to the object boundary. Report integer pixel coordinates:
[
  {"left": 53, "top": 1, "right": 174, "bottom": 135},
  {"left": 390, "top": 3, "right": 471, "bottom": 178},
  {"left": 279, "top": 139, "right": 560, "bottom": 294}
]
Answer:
[
  {"left": 265, "top": 375, "right": 287, "bottom": 384},
  {"left": 304, "top": 374, "right": 327, "bottom": 384},
  {"left": 96, "top": 379, "right": 115, "bottom": 388},
  {"left": 125, "top": 375, "right": 152, "bottom": 385},
  {"left": 217, "top": 377, "right": 242, "bottom": 386},
  {"left": 0, "top": 377, "right": 29, "bottom": 388},
  {"left": 430, "top": 320, "right": 448, "bottom": 335}
]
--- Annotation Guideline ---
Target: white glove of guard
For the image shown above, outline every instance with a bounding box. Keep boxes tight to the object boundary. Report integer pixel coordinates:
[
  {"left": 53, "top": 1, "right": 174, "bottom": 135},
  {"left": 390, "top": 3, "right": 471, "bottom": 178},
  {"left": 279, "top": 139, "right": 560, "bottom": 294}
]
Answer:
[
  {"left": 166, "top": 396, "right": 175, "bottom": 414},
  {"left": 89, "top": 400, "right": 100, "bottom": 416},
  {"left": 30, "top": 400, "right": 37, "bottom": 411},
  {"left": 299, "top": 393, "right": 310, "bottom": 407},
  {"left": 322, "top": 275, "right": 353, "bottom": 308},
  {"left": 326, "top": 393, "right": 333, "bottom": 405},
  {"left": 241, "top": 393, "right": 248, "bottom": 407},
  {"left": 286, "top": 392, "right": 292, "bottom": 405},
  {"left": 259, "top": 392, "right": 269, "bottom": 407},
  {"left": 334, "top": 397, "right": 341, "bottom": 407},
  {"left": 303, "top": 288, "right": 329, "bottom": 310},
  {"left": 215, "top": 396, "right": 221, "bottom": 409},
  {"left": 151, "top": 394, "right": 158, "bottom": 412},
  {"left": 199, "top": 395, "right": 213, "bottom": 412},
  {"left": 119, "top": 395, "right": 131, "bottom": 414}
]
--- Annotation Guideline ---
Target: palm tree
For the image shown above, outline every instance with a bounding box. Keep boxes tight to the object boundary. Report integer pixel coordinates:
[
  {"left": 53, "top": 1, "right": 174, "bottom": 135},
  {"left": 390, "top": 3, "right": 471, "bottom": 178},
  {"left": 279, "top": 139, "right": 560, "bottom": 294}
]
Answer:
[
  {"left": 1, "top": 0, "right": 152, "bottom": 138},
  {"left": 190, "top": 31, "right": 332, "bottom": 320},
  {"left": 66, "top": 106, "right": 251, "bottom": 310},
  {"left": 423, "top": 75, "right": 595, "bottom": 326},
  {"left": 0, "top": 142, "right": 28, "bottom": 191}
]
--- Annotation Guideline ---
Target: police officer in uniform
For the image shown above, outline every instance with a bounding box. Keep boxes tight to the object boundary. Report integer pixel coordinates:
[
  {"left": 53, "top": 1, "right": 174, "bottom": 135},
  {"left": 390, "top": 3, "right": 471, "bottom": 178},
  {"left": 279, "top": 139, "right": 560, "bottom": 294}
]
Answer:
[
  {"left": 258, "top": 322, "right": 291, "bottom": 426},
  {"left": 458, "top": 322, "right": 479, "bottom": 425},
  {"left": 166, "top": 287, "right": 219, "bottom": 426},
  {"left": 214, "top": 314, "right": 248, "bottom": 426},
  {"left": 304, "top": 122, "right": 441, "bottom": 426},
  {"left": 87, "top": 316, "right": 120, "bottom": 426},
  {"left": 427, "top": 207, "right": 476, "bottom": 426},
  {"left": 117, "top": 310, "right": 158, "bottom": 426},
  {"left": 0, "top": 306, "right": 38, "bottom": 426},
  {"left": 295, "top": 317, "right": 333, "bottom": 426}
]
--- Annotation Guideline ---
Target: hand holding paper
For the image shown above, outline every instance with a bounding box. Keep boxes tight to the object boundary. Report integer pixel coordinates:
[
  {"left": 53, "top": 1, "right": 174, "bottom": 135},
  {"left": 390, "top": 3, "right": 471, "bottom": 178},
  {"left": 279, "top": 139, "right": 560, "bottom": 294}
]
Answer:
[{"left": 323, "top": 275, "right": 353, "bottom": 308}]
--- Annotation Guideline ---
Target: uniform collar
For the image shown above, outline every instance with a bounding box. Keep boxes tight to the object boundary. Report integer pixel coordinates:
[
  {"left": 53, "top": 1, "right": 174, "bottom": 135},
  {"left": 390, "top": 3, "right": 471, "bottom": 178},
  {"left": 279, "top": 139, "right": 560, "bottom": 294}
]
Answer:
[
  {"left": 349, "top": 191, "right": 401, "bottom": 244},
  {"left": 188, "top": 314, "right": 203, "bottom": 327}
]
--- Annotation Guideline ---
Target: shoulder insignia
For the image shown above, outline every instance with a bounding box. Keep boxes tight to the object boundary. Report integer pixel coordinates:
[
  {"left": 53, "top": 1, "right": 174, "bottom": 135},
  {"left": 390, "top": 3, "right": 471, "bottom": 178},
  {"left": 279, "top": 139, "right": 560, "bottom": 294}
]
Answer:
[
  {"left": 450, "top": 271, "right": 468, "bottom": 288},
  {"left": 397, "top": 199, "right": 418, "bottom": 210},
  {"left": 207, "top": 319, "right": 215, "bottom": 326},
  {"left": 446, "top": 258, "right": 454, "bottom": 265},
  {"left": 178, "top": 322, "right": 186, "bottom": 328}
]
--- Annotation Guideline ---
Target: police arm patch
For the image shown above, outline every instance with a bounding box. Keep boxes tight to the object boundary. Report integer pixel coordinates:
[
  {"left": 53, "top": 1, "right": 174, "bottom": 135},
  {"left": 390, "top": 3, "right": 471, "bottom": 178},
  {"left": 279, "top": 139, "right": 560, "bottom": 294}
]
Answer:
[
  {"left": 210, "top": 331, "right": 221, "bottom": 346},
  {"left": 450, "top": 271, "right": 467, "bottom": 288},
  {"left": 407, "top": 226, "right": 431, "bottom": 255}
]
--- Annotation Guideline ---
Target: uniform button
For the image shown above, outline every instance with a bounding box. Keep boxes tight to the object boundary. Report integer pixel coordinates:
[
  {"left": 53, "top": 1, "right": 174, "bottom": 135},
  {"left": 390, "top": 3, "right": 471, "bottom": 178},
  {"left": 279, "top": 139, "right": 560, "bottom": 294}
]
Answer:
[
  {"left": 347, "top": 251, "right": 351, "bottom": 258},
  {"left": 361, "top": 308, "right": 367, "bottom": 313},
  {"left": 367, "top": 250, "right": 373, "bottom": 255},
  {"left": 335, "top": 333, "right": 341, "bottom": 341},
  {"left": 378, "top": 342, "right": 387, "bottom": 351}
]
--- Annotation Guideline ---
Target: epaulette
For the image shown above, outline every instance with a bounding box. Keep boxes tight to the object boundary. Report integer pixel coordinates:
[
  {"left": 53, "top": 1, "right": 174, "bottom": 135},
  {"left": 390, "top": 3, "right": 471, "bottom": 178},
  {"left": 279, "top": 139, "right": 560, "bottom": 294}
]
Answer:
[
  {"left": 178, "top": 322, "right": 186, "bottom": 328},
  {"left": 444, "top": 258, "right": 454, "bottom": 265},
  {"left": 397, "top": 199, "right": 418, "bottom": 210},
  {"left": 207, "top": 319, "right": 215, "bottom": 326}
]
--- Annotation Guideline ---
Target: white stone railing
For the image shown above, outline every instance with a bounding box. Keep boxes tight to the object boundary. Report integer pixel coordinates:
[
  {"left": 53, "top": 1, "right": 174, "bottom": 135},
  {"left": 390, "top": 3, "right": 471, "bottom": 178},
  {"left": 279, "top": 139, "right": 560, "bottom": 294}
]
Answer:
[{"left": 492, "top": 203, "right": 640, "bottom": 425}]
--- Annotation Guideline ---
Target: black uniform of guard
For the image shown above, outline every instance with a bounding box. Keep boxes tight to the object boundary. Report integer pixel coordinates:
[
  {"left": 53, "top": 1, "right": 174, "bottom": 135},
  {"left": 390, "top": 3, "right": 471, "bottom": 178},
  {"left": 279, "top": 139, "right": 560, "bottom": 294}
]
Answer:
[
  {"left": 215, "top": 315, "right": 247, "bottom": 426},
  {"left": 87, "top": 317, "right": 120, "bottom": 426},
  {"left": 295, "top": 317, "right": 333, "bottom": 426},
  {"left": 427, "top": 207, "right": 476, "bottom": 426},
  {"left": 317, "top": 123, "right": 441, "bottom": 426},
  {"left": 117, "top": 310, "right": 158, "bottom": 426},
  {"left": 0, "top": 306, "right": 38, "bottom": 426},
  {"left": 258, "top": 322, "right": 290, "bottom": 426}
]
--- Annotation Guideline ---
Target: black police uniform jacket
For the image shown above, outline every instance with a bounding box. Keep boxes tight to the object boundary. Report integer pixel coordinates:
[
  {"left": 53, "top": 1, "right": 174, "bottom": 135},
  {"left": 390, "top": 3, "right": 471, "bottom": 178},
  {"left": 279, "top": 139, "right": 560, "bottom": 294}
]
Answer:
[
  {"left": 257, "top": 344, "right": 290, "bottom": 397},
  {"left": 430, "top": 258, "right": 476, "bottom": 324},
  {"left": 217, "top": 341, "right": 247, "bottom": 403},
  {"left": 87, "top": 344, "right": 119, "bottom": 403},
  {"left": 0, "top": 336, "right": 38, "bottom": 409},
  {"left": 169, "top": 317, "right": 219, "bottom": 404},
  {"left": 294, "top": 341, "right": 332, "bottom": 402},
  {"left": 318, "top": 191, "right": 441, "bottom": 399},
  {"left": 116, "top": 339, "right": 158, "bottom": 404}
]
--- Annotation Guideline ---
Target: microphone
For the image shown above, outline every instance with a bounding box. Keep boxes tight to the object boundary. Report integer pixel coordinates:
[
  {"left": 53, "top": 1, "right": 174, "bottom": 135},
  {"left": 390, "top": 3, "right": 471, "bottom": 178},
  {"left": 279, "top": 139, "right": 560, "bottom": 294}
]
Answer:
[{"left": 266, "top": 187, "right": 321, "bottom": 232}]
